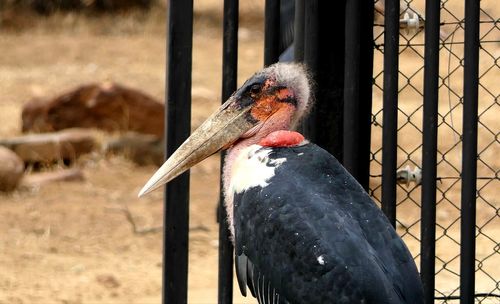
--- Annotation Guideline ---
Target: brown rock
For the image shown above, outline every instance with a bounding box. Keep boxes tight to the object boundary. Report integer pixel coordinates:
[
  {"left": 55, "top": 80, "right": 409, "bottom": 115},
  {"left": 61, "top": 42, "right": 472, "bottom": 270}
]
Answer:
[
  {"left": 0, "top": 147, "right": 24, "bottom": 192},
  {"left": 22, "top": 83, "right": 164, "bottom": 137},
  {"left": 0, "top": 129, "right": 96, "bottom": 164}
]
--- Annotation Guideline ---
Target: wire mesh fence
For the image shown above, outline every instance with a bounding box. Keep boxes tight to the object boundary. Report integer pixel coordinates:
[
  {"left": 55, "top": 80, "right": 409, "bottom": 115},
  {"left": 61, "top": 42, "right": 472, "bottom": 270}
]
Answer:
[{"left": 370, "top": 0, "right": 499, "bottom": 302}]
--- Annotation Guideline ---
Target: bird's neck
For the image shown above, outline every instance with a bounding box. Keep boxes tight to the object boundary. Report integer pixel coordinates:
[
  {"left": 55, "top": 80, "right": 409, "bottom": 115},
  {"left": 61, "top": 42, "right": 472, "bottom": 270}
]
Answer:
[
  {"left": 223, "top": 114, "right": 293, "bottom": 194},
  {"left": 222, "top": 114, "right": 294, "bottom": 238}
]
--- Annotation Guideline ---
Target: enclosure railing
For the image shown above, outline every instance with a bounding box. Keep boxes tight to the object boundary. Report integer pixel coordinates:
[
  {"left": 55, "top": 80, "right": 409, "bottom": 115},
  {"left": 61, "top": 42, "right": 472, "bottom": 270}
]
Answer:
[
  {"left": 218, "top": 0, "right": 238, "bottom": 302},
  {"left": 421, "top": 0, "right": 440, "bottom": 302},
  {"left": 163, "top": 1, "right": 193, "bottom": 303}
]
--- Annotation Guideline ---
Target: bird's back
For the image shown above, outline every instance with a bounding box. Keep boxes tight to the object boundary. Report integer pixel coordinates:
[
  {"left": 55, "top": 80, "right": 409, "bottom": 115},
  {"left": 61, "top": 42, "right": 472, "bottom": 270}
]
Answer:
[{"left": 233, "top": 143, "right": 424, "bottom": 304}]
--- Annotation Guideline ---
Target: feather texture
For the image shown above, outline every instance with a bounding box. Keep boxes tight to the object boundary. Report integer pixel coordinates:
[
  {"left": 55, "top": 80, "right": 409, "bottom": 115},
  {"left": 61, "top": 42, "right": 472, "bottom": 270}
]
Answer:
[{"left": 233, "top": 143, "right": 424, "bottom": 304}]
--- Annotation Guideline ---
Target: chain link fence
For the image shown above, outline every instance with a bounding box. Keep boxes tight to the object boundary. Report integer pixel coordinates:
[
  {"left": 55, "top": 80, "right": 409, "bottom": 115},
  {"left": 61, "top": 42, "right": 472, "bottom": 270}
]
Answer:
[{"left": 370, "top": 0, "right": 499, "bottom": 302}]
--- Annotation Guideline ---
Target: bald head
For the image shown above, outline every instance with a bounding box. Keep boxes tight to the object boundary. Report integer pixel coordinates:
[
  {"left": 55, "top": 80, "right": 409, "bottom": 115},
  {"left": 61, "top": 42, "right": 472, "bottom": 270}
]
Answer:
[{"left": 254, "top": 63, "right": 313, "bottom": 126}]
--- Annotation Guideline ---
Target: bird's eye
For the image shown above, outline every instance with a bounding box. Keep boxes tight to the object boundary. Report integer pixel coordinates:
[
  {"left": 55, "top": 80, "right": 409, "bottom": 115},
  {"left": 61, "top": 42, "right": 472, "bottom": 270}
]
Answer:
[{"left": 250, "top": 84, "right": 261, "bottom": 96}]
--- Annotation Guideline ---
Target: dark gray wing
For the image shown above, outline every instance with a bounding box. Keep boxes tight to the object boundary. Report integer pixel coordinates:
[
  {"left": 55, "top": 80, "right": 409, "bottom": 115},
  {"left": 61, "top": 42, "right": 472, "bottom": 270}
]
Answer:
[{"left": 233, "top": 143, "right": 424, "bottom": 304}]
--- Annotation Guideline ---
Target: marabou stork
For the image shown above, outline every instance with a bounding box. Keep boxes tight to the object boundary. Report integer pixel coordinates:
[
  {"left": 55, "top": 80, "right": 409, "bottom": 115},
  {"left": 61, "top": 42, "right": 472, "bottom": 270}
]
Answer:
[{"left": 139, "top": 63, "right": 424, "bottom": 304}]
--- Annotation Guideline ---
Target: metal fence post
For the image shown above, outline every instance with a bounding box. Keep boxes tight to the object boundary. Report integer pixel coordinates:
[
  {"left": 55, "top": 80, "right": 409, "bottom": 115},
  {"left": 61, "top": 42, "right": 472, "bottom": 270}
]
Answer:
[
  {"left": 264, "top": 0, "right": 280, "bottom": 66},
  {"left": 163, "top": 0, "right": 194, "bottom": 303},
  {"left": 381, "top": 0, "right": 399, "bottom": 227},
  {"left": 218, "top": 0, "right": 239, "bottom": 303},
  {"left": 460, "top": 0, "right": 480, "bottom": 302},
  {"left": 293, "top": 0, "right": 305, "bottom": 62},
  {"left": 343, "top": 0, "right": 374, "bottom": 190},
  {"left": 420, "top": 0, "right": 440, "bottom": 302},
  {"left": 300, "top": 0, "right": 319, "bottom": 140},
  {"left": 302, "top": 1, "right": 345, "bottom": 158}
]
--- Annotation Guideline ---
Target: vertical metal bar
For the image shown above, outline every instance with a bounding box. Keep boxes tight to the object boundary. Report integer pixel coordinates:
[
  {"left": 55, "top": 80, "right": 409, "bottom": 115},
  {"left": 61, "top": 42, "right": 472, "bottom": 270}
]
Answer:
[
  {"left": 302, "top": 1, "right": 345, "bottom": 159},
  {"left": 163, "top": 1, "right": 193, "bottom": 303},
  {"left": 264, "top": 0, "right": 280, "bottom": 66},
  {"left": 359, "top": 0, "right": 374, "bottom": 190},
  {"left": 279, "top": 0, "right": 295, "bottom": 55},
  {"left": 303, "top": 0, "right": 318, "bottom": 78},
  {"left": 293, "top": 0, "right": 305, "bottom": 62},
  {"left": 218, "top": 0, "right": 238, "bottom": 303},
  {"left": 460, "top": 0, "right": 480, "bottom": 302},
  {"left": 301, "top": 0, "right": 319, "bottom": 141},
  {"left": 343, "top": 0, "right": 361, "bottom": 176},
  {"left": 381, "top": 0, "right": 399, "bottom": 227},
  {"left": 343, "top": 0, "right": 374, "bottom": 190},
  {"left": 420, "top": 0, "right": 440, "bottom": 302}
]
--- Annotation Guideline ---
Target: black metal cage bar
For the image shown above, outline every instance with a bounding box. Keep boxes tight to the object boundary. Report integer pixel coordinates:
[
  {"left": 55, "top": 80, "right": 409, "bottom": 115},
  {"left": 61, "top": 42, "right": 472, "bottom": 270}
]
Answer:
[
  {"left": 304, "top": 1, "right": 346, "bottom": 158},
  {"left": 343, "top": 0, "right": 374, "bottom": 190},
  {"left": 264, "top": 0, "right": 281, "bottom": 66},
  {"left": 218, "top": 0, "right": 239, "bottom": 303},
  {"left": 381, "top": 0, "right": 399, "bottom": 227},
  {"left": 300, "top": 0, "right": 319, "bottom": 141},
  {"left": 163, "top": 1, "right": 194, "bottom": 303},
  {"left": 420, "top": 0, "right": 441, "bottom": 302},
  {"left": 460, "top": 0, "right": 480, "bottom": 302},
  {"left": 293, "top": 0, "right": 305, "bottom": 62}
]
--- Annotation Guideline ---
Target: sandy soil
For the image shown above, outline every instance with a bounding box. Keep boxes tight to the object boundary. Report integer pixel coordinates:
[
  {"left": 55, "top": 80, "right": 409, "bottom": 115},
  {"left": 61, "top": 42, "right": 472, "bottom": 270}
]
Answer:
[{"left": 0, "top": 1, "right": 498, "bottom": 303}]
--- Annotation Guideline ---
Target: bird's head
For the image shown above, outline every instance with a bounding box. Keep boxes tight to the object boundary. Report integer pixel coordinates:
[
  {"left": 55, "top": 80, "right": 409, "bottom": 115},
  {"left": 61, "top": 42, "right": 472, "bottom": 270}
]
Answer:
[{"left": 138, "top": 62, "right": 312, "bottom": 197}]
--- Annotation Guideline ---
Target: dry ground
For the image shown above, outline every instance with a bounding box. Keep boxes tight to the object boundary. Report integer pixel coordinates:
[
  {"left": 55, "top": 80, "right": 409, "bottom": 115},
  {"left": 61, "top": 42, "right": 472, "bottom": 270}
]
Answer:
[{"left": 0, "top": 1, "right": 498, "bottom": 303}]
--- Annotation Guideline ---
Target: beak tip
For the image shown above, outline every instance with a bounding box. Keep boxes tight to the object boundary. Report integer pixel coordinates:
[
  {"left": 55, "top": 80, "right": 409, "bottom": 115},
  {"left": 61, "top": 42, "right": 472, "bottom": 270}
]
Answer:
[
  {"left": 137, "top": 187, "right": 148, "bottom": 198},
  {"left": 138, "top": 182, "right": 155, "bottom": 198},
  {"left": 138, "top": 170, "right": 168, "bottom": 198}
]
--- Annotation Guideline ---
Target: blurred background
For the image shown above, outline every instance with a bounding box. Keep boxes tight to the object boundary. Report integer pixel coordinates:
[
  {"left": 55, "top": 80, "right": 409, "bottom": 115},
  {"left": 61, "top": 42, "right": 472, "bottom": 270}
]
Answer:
[{"left": 0, "top": 1, "right": 265, "bottom": 303}]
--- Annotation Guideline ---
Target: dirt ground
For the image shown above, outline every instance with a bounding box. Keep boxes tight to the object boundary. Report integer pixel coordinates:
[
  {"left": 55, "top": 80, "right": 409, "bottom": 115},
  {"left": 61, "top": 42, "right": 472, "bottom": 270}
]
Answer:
[
  {"left": 0, "top": 2, "right": 262, "bottom": 303},
  {"left": 0, "top": 1, "right": 498, "bottom": 304}
]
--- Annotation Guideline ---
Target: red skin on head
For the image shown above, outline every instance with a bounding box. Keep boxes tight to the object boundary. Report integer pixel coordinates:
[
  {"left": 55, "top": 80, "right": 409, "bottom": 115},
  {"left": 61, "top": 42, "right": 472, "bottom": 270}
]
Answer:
[{"left": 259, "top": 130, "right": 305, "bottom": 147}]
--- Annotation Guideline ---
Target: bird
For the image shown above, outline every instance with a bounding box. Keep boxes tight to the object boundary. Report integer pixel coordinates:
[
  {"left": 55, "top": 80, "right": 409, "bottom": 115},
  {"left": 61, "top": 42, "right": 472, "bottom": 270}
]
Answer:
[{"left": 139, "top": 63, "right": 424, "bottom": 304}]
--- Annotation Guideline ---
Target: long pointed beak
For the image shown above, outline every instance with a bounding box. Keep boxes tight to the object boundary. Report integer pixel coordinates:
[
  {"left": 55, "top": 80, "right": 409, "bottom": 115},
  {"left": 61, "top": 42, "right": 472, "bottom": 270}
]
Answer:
[{"left": 138, "top": 98, "right": 255, "bottom": 197}]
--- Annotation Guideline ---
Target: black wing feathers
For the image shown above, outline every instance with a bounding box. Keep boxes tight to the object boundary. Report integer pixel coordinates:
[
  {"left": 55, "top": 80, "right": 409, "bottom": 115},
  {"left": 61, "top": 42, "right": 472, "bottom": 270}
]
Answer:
[
  {"left": 234, "top": 143, "right": 424, "bottom": 303},
  {"left": 237, "top": 253, "right": 290, "bottom": 304}
]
